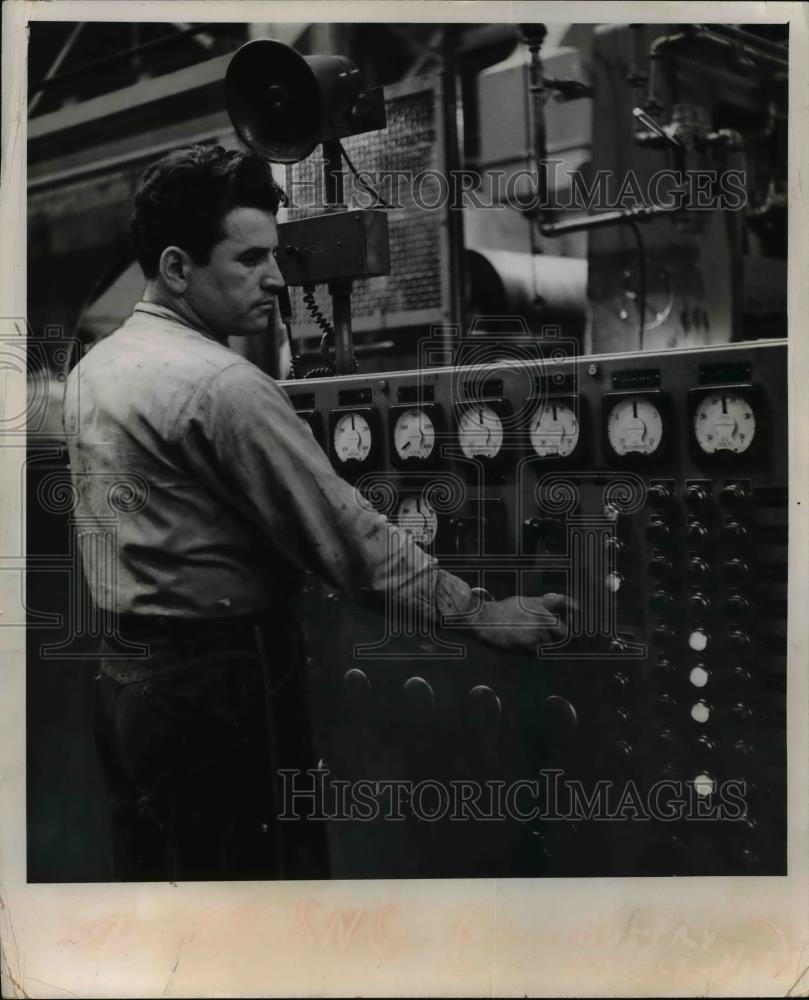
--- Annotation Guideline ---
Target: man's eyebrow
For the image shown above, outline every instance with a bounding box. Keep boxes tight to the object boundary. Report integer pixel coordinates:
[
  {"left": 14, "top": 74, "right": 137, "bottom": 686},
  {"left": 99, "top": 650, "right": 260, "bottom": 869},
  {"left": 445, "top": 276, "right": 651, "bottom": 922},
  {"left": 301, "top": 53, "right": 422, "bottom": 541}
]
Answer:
[{"left": 236, "top": 244, "right": 273, "bottom": 255}]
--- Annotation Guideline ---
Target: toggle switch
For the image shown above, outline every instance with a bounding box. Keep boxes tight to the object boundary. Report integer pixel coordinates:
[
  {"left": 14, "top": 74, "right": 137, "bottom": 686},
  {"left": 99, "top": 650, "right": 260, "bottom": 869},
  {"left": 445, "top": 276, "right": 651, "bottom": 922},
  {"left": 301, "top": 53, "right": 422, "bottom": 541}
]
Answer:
[
  {"left": 647, "top": 483, "right": 673, "bottom": 509},
  {"left": 688, "top": 591, "right": 711, "bottom": 613},
  {"left": 645, "top": 519, "right": 672, "bottom": 545},
  {"left": 655, "top": 692, "right": 678, "bottom": 716},
  {"left": 652, "top": 624, "right": 676, "bottom": 649},
  {"left": 608, "top": 671, "right": 630, "bottom": 695},
  {"left": 727, "top": 628, "right": 752, "bottom": 652},
  {"left": 655, "top": 655, "right": 676, "bottom": 678},
  {"left": 720, "top": 519, "right": 748, "bottom": 544},
  {"left": 650, "top": 589, "right": 675, "bottom": 614},
  {"left": 604, "top": 536, "right": 626, "bottom": 561},
  {"left": 687, "top": 520, "right": 710, "bottom": 545},
  {"left": 657, "top": 727, "right": 677, "bottom": 750},
  {"left": 726, "top": 593, "right": 752, "bottom": 617},
  {"left": 729, "top": 702, "right": 753, "bottom": 723},
  {"left": 687, "top": 554, "right": 710, "bottom": 582},
  {"left": 685, "top": 483, "right": 711, "bottom": 510},
  {"left": 719, "top": 483, "right": 750, "bottom": 511},
  {"left": 725, "top": 557, "right": 750, "bottom": 583},
  {"left": 648, "top": 551, "right": 674, "bottom": 580},
  {"left": 695, "top": 733, "right": 718, "bottom": 756}
]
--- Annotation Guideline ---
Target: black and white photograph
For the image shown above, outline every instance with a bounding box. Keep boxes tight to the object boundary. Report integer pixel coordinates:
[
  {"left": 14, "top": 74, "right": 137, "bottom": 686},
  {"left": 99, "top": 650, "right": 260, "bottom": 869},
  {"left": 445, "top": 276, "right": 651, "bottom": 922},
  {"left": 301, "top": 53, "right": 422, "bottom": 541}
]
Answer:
[{"left": 3, "top": 1, "right": 808, "bottom": 996}]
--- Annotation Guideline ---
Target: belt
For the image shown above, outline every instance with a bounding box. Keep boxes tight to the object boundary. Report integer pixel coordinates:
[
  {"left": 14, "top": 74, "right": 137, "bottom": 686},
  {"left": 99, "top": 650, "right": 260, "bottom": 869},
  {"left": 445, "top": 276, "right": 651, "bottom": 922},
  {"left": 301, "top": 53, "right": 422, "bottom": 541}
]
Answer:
[{"left": 101, "top": 611, "right": 291, "bottom": 684}]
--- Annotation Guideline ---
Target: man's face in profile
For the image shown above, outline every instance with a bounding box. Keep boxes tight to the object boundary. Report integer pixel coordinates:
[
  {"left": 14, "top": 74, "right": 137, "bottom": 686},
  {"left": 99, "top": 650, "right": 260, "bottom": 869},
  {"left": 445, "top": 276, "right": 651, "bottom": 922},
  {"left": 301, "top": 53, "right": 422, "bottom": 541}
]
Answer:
[{"left": 183, "top": 206, "right": 285, "bottom": 339}]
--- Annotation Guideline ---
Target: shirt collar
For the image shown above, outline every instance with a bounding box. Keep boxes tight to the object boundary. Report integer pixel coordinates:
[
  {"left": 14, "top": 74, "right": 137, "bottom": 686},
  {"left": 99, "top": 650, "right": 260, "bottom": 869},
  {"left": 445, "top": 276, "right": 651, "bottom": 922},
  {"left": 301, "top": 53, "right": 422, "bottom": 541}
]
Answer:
[{"left": 132, "top": 300, "right": 226, "bottom": 346}]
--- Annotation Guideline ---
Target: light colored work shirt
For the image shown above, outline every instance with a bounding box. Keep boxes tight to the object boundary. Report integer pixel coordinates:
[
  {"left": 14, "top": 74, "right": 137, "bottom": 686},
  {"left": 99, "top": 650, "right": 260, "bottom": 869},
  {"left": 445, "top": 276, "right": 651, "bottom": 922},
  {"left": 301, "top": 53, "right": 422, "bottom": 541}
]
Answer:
[{"left": 62, "top": 301, "right": 473, "bottom": 623}]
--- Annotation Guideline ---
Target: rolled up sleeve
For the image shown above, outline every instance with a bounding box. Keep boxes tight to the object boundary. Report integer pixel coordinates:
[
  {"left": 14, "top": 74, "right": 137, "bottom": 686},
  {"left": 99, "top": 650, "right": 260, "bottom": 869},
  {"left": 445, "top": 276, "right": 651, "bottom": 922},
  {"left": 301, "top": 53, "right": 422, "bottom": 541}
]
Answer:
[{"left": 180, "top": 362, "right": 473, "bottom": 624}]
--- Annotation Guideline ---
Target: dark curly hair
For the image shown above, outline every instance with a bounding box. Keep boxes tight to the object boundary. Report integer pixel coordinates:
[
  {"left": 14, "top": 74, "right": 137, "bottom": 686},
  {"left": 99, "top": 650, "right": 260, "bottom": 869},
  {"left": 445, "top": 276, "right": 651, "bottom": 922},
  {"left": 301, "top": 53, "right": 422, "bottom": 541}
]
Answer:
[{"left": 131, "top": 144, "right": 287, "bottom": 279}]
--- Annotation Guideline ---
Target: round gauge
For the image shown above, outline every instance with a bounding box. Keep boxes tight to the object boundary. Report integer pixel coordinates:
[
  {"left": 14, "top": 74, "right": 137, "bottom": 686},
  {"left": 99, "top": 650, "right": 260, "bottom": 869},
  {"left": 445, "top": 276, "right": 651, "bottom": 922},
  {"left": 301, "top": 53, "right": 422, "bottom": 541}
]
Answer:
[
  {"left": 607, "top": 397, "right": 664, "bottom": 457},
  {"left": 530, "top": 400, "right": 579, "bottom": 457},
  {"left": 693, "top": 391, "right": 756, "bottom": 455},
  {"left": 393, "top": 408, "right": 436, "bottom": 462},
  {"left": 395, "top": 495, "right": 438, "bottom": 548},
  {"left": 458, "top": 404, "right": 504, "bottom": 459},
  {"left": 332, "top": 411, "right": 373, "bottom": 463}
]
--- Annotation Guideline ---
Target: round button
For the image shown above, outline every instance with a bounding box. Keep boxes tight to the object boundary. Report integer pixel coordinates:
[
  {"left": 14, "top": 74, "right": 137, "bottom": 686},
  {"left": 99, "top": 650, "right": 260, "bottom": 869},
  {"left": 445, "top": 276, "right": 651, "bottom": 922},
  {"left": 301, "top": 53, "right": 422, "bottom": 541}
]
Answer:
[
  {"left": 693, "top": 772, "right": 716, "bottom": 797},
  {"left": 543, "top": 695, "right": 578, "bottom": 742},
  {"left": 343, "top": 668, "right": 371, "bottom": 702},
  {"left": 688, "top": 628, "right": 709, "bottom": 653},
  {"left": 403, "top": 676, "right": 435, "bottom": 718},
  {"left": 691, "top": 700, "right": 711, "bottom": 723},
  {"left": 689, "top": 665, "right": 710, "bottom": 688},
  {"left": 466, "top": 685, "right": 502, "bottom": 732}
]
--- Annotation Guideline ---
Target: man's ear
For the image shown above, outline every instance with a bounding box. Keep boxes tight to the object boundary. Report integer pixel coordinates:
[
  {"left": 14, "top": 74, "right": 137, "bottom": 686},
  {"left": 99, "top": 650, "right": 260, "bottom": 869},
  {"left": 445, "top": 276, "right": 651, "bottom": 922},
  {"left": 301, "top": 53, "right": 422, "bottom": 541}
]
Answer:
[{"left": 158, "top": 245, "right": 192, "bottom": 293}]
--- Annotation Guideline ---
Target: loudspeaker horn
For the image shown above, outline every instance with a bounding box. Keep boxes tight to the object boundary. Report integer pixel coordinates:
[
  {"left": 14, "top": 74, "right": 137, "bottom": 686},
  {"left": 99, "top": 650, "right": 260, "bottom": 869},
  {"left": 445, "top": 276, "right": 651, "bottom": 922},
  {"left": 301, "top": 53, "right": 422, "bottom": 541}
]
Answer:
[{"left": 226, "top": 38, "right": 374, "bottom": 163}]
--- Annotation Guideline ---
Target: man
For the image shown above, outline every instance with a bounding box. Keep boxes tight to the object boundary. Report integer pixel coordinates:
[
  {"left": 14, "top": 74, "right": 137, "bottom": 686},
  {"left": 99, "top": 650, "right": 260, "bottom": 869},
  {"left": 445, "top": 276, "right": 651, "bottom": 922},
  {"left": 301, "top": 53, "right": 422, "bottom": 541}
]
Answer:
[{"left": 63, "top": 144, "right": 572, "bottom": 882}]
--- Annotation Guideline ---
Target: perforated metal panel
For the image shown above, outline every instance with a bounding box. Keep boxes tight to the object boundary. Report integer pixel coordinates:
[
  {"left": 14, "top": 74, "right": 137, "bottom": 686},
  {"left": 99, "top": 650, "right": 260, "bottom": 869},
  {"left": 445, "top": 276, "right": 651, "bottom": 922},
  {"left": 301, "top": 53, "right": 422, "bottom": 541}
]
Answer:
[{"left": 283, "top": 76, "right": 449, "bottom": 341}]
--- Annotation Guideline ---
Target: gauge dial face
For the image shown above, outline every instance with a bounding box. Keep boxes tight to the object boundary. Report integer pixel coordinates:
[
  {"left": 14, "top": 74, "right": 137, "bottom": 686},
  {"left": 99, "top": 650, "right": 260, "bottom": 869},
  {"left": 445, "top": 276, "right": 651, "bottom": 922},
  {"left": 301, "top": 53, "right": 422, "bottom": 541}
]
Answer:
[
  {"left": 458, "top": 404, "right": 504, "bottom": 459},
  {"left": 393, "top": 408, "right": 436, "bottom": 461},
  {"left": 333, "top": 411, "right": 373, "bottom": 463},
  {"left": 693, "top": 391, "right": 756, "bottom": 454},
  {"left": 607, "top": 397, "right": 664, "bottom": 456},
  {"left": 395, "top": 495, "right": 438, "bottom": 548},
  {"left": 530, "top": 400, "right": 580, "bottom": 457}
]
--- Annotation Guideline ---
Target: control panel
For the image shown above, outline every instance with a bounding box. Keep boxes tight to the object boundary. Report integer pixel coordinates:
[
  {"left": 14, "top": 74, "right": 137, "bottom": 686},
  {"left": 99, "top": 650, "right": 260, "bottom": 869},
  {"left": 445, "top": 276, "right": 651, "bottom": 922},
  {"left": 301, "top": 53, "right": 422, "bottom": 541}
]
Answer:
[{"left": 282, "top": 340, "right": 787, "bottom": 877}]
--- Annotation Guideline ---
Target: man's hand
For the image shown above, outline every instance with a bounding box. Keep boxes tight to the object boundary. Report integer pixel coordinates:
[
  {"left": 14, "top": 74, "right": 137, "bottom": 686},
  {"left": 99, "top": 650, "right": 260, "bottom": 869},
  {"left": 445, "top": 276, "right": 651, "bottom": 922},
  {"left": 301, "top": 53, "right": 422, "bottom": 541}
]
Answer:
[{"left": 463, "top": 592, "right": 575, "bottom": 655}]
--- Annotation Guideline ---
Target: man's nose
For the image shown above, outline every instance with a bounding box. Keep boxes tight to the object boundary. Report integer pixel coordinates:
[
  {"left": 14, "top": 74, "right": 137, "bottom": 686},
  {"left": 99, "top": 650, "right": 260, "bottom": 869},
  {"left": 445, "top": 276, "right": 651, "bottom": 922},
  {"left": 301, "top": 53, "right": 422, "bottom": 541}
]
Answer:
[{"left": 261, "top": 257, "right": 286, "bottom": 292}]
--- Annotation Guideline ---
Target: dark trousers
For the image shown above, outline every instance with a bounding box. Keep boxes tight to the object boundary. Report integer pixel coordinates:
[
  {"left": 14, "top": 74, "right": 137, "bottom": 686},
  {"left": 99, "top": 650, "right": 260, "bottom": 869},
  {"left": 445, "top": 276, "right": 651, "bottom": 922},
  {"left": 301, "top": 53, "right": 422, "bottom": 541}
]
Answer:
[{"left": 94, "top": 613, "right": 328, "bottom": 881}]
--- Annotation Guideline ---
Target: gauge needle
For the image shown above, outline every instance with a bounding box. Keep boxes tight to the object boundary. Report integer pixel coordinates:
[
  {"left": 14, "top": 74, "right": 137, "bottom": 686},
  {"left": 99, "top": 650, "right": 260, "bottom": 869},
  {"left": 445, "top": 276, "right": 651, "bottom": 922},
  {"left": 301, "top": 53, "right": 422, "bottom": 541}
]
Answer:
[{"left": 401, "top": 440, "right": 411, "bottom": 451}]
